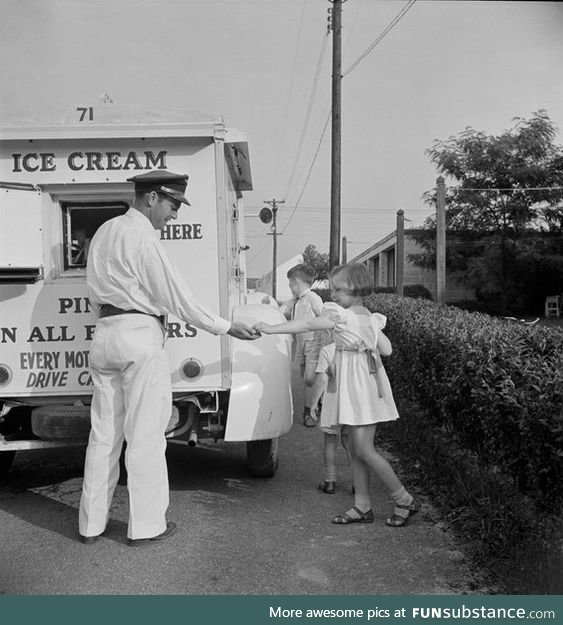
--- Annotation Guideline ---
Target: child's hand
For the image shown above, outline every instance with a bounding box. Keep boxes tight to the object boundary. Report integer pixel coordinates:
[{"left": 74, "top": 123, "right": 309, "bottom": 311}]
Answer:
[{"left": 253, "top": 322, "right": 272, "bottom": 334}]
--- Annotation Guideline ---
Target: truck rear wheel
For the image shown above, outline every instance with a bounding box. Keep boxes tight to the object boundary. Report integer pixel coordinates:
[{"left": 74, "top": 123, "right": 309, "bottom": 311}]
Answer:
[
  {"left": 246, "top": 438, "right": 279, "bottom": 477},
  {"left": 0, "top": 451, "right": 16, "bottom": 478}
]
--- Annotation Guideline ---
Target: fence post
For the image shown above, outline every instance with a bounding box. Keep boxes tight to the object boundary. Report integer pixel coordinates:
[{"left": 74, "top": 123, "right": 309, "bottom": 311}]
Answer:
[
  {"left": 396, "top": 210, "right": 404, "bottom": 296},
  {"left": 436, "top": 176, "right": 446, "bottom": 304}
]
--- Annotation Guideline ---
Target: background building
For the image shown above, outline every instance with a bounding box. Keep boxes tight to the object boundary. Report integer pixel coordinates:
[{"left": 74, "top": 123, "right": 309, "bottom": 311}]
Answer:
[
  {"left": 351, "top": 229, "right": 474, "bottom": 303},
  {"left": 255, "top": 254, "right": 304, "bottom": 303}
]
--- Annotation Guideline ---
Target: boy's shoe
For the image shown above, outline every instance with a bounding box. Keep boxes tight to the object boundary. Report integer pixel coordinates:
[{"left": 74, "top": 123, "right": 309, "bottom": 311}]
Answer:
[
  {"left": 303, "top": 411, "right": 318, "bottom": 427},
  {"left": 318, "top": 480, "right": 336, "bottom": 494}
]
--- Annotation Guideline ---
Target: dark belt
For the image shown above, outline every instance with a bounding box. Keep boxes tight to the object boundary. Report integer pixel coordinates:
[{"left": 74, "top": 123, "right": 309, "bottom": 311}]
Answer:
[{"left": 98, "top": 304, "right": 166, "bottom": 327}]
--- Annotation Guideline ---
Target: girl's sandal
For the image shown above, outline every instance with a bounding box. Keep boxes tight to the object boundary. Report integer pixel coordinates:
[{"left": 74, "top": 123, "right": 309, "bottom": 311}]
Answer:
[
  {"left": 332, "top": 506, "right": 374, "bottom": 524},
  {"left": 385, "top": 499, "right": 420, "bottom": 527},
  {"left": 318, "top": 480, "right": 336, "bottom": 494}
]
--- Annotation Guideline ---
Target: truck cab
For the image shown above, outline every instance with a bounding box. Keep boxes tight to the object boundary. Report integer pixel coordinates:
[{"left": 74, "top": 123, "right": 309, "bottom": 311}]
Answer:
[{"left": 0, "top": 103, "right": 293, "bottom": 478}]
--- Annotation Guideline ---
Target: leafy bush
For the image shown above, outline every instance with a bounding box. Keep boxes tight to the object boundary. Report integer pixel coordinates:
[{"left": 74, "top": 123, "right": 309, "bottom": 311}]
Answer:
[
  {"left": 364, "top": 293, "right": 563, "bottom": 510},
  {"left": 312, "top": 288, "right": 331, "bottom": 302},
  {"left": 364, "top": 294, "right": 563, "bottom": 591}
]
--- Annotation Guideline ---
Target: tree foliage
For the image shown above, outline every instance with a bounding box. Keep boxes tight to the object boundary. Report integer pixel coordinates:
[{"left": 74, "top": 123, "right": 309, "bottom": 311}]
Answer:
[
  {"left": 302, "top": 244, "right": 330, "bottom": 281},
  {"left": 410, "top": 111, "right": 563, "bottom": 314}
]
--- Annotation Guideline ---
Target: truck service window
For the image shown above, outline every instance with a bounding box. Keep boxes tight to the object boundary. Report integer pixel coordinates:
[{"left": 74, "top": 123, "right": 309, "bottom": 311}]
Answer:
[{"left": 62, "top": 202, "right": 128, "bottom": 269}]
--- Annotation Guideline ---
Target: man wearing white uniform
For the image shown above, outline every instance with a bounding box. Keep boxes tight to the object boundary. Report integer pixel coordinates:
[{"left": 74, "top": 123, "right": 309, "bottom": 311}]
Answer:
[{"left": 79, "top": 171, "right": 257, "bottom": 546}]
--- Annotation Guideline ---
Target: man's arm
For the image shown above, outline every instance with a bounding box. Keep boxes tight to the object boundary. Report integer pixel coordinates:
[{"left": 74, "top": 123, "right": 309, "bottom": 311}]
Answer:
[{"left": 136, "top": 241, "right": 258, "bottom": 339}]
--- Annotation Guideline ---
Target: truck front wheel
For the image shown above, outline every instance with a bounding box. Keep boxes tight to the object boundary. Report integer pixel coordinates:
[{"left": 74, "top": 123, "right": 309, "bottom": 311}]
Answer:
[
  {"left": 246, "top": 438, "right": 279, "bottom": 477},
  {"left": 0, "top": 451, "right": 16, "bottom": 479}
]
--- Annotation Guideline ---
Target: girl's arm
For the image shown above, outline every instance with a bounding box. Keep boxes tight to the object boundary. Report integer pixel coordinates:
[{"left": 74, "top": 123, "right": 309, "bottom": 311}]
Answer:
[
  {"left": 255, "top": 316, "right": 334, "bottom": 335},
  {"left": 377, "top": 330, "right": 392, "bottom": 356}
]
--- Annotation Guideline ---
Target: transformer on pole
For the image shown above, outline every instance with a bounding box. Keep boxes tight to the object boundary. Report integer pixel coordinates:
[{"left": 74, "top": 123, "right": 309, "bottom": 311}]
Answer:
[{"left": 263, "top": 199, "right": 284, "bottom": 300}]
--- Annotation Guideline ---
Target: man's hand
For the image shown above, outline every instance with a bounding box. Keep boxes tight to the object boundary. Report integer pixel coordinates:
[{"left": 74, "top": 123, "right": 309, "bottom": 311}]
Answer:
[{"left": 227, "top": 321, "right": 260, "bottom": 340}]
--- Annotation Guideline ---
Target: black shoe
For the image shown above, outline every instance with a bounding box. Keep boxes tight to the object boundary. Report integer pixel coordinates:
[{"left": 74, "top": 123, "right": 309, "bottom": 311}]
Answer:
[
  {"left": 318, "top": 480, "right": 336, "bottom": 494},
  {"left": 80, "top": 533, "right": 102, "bottom": 544},
  {"left": 303, "top": 411, "right": 318, "bottom": 427},
  {"left": 127, "top": 521, "right": 177, "bottom": 546}
]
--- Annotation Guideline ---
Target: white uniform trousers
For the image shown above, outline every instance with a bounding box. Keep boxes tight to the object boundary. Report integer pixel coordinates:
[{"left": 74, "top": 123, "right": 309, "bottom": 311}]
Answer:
[{"left": 79, "top": 314, "right": 172, "bottom": 540}]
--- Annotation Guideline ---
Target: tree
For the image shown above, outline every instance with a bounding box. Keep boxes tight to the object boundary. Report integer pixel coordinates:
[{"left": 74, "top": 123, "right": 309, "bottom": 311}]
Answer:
[
  {"left": 410, "top": 111, "right": 563, "bottom": 314},
  {"left": 302, "top": 244, "right": 330, "bottom": 281}
]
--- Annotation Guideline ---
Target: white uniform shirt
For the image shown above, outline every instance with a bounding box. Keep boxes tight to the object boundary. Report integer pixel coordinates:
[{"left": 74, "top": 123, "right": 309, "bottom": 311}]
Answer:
[{"left": 87, "top": 208, "right": 231, "bottom": 335}]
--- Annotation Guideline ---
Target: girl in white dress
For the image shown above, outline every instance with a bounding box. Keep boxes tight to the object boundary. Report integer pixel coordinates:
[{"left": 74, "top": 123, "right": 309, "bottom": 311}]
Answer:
[{"left": 255, "top": 263, "right": 419, "bottom": 527}]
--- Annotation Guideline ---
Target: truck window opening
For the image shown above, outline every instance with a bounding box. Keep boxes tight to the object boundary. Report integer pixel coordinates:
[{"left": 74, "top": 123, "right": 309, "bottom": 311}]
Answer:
[{"left": 62, "top": 202, "right": 128, "bottom": 269}]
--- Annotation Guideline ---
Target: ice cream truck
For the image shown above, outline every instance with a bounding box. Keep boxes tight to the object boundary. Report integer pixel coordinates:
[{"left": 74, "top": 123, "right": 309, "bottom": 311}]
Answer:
[{"left": 0, "top": 103, "right": 293, "bottom": 478}]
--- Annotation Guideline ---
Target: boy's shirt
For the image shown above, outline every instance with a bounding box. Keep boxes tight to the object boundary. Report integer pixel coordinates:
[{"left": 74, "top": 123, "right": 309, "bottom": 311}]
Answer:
[{"left": 281, "top": 288, "right": 323, "bottom": 340}]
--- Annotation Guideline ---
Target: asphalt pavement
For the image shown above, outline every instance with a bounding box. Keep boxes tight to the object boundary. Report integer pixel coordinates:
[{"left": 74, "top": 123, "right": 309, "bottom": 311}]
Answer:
[{"left": 0, "top": 368, "right": 496, "bottom": 595}]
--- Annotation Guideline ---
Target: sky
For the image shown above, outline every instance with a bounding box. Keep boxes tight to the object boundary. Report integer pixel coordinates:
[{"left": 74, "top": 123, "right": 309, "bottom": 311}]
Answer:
[{"left": 1, "top": 0, "right": 562, "bottom": 279}]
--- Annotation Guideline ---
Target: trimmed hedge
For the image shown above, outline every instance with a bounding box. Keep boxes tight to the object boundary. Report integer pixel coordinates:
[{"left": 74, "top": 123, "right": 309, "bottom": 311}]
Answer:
[
  {"left": 364, "top": 294, "right": 563, "bottom": 511},
  {"left": 314, "top": 283, "right": 432, "bottom": 302}
]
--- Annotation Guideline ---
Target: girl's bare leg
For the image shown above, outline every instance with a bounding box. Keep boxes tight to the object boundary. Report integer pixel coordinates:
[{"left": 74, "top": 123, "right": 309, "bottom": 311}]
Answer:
[{"left": 349, "top": 425, "right": 418, "bottom": 525}]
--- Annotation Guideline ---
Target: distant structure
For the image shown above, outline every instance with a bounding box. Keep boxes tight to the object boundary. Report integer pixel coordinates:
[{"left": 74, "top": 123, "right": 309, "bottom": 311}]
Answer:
[
  {"left": 351, "top": 230, "right": 474, "bottom": 303},
  {"left": 255, "top": 254, "right": 303, "bottom": 303}
]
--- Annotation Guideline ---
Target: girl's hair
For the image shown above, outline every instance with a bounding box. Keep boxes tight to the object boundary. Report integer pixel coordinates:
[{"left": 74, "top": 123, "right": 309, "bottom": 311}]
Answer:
[{"left": 329, "top": 263, "right": 373, "bottom": 296}]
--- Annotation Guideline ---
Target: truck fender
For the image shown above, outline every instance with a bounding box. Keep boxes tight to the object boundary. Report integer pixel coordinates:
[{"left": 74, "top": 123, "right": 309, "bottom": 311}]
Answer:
[{"left": 225, "top": 304, "right": 293, "bottom": 442}]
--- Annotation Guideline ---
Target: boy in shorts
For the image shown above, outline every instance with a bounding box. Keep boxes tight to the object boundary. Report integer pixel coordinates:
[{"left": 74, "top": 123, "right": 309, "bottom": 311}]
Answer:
[{"left": 281, "top": 264, "right": 325, "bottom": 427}]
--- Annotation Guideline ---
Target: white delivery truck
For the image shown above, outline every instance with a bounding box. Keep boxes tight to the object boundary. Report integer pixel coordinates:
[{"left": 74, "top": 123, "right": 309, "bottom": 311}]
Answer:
[{"left": 0, "top": 103, "right": 293, "bottom": 478}]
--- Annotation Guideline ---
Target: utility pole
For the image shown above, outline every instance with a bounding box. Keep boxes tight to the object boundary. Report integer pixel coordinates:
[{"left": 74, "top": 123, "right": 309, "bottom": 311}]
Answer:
[
  {"left": 329, "top": 0, "right": 343, "bottom": 269},
  {"left": 396, "top": 210, "right": 404, "bottom": 296},
  {"left": 264, "top": 198, "right": 284, "bottom": 300},
  {"left": 341, "top": 236, "right": 347, "bottom": 264},
  {"left": 436, "top": 177, "right": 446, "bottom": 304}
]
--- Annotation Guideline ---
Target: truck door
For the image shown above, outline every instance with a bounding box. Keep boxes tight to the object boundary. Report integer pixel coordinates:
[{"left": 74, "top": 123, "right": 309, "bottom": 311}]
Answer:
[{"left": 0, "top": 183, "right": 43, "bottom": 283}]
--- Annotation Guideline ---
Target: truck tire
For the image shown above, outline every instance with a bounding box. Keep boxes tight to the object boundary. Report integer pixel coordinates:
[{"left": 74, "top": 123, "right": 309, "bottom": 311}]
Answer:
[
  {"left": 31, "top": 405, "right": 91, "bottom": 441},
  {"left": 246, "top": 438, "right": 279, "bottom": 478},
  {"left": 0, "top": 451, "right": 16, "bottom": 478}
]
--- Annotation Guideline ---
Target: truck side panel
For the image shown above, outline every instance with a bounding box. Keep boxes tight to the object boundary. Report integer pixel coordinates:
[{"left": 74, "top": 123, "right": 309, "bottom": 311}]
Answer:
[{"left": 0, "top": 137, "right": 229, "bottom": 398}]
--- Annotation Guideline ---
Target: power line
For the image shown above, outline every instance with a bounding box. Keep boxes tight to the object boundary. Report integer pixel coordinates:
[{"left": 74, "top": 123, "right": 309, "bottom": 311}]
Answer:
[
  {"left": 283, "top": 29, "right": 330, "bottom": 198},
  {"left": 450, "top": 186, "right": 563, "bottom": 192},
  {"left": 270, "top": 0, "right": 308, "bottom": 195},
  {"left": 246, "top": 239, "right": 272, "bottom": 265},
  {"left": 280, "top": 110, "right": 332, "bottom": 233},
  {"left": 342, "top": 0, "right": 417, "bottom": 77},
  {"left": 254, "top": 0, "right": 420, "bottom": 256},
  {"left": 245, "top": 205, "right": 430, "bottom": 214}
]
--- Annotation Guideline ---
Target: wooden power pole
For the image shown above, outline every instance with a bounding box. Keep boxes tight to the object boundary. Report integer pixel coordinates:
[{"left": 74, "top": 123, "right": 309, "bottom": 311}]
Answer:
[
  {"left": 329, "top": 0, "right": 343, "bottom": 269},
  {"left": 264, "top": 198, "right": 284, "bottom": 300}
]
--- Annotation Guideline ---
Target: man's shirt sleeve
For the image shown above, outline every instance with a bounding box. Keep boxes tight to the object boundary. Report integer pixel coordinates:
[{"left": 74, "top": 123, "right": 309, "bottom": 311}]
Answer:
[{"left": 136, "top": 239, "right": 231, "bottom": 335}]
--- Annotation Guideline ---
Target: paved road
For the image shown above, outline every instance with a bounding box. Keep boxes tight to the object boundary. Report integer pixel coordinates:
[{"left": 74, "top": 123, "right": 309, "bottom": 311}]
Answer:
[{"left": 0, "top": 372, "right": 491, "bottom": 595}]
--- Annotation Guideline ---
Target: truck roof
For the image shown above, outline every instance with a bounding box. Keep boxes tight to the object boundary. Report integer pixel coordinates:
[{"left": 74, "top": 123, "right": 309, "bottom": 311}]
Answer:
[
  {"left": 0, "top": 103, "right": 252, "bottom": 190},
  {"left": 0, "top": 103, "right": 230, "bottom": 139}
]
